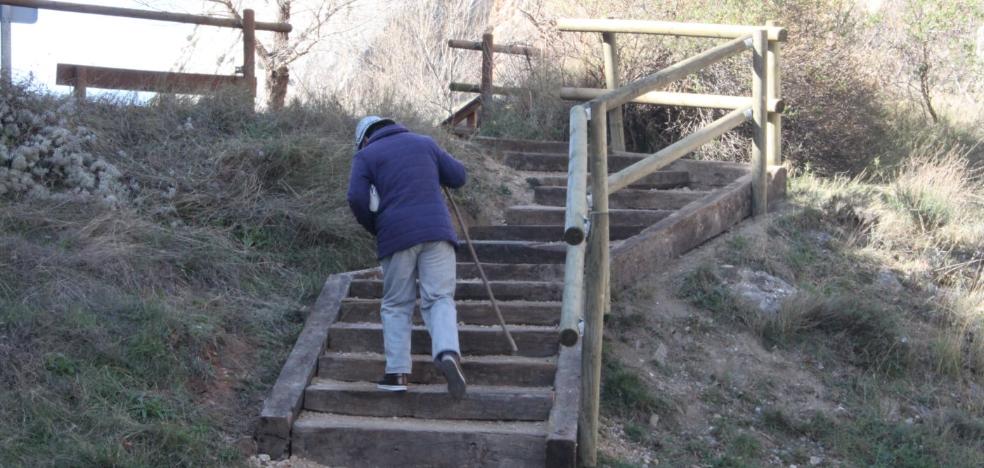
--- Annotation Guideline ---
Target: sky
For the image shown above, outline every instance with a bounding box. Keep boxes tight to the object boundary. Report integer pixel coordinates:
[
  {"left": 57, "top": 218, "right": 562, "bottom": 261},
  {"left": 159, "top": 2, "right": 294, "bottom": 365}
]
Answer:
[
  {"left": 4, "top": 0, "right": 389, "bottom": 100},
  {"left": 7, "top": 1, "right": 219, "bottom": 97}
]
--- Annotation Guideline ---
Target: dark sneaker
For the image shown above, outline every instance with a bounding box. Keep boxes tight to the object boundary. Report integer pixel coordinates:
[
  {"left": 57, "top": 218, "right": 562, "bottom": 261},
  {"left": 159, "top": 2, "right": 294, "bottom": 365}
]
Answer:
[
  {"left": 435, "top": 352, "right": 467, "bottom": 400},
  {"left": 376, "top": 373, "right": 408, "bottom": 392}
]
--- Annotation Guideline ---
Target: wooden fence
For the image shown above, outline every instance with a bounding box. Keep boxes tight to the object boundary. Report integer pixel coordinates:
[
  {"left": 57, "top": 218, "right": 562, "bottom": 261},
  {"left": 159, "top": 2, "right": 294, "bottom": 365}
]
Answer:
[
  {"left": 553, "top": 18, "right": 787, "bottom": 466},
  {"left": 443, "top": 31, "right": 538, "bottom": 130},
  {"left": 0, "top": 0, "right": 291, "bottom": 102}
]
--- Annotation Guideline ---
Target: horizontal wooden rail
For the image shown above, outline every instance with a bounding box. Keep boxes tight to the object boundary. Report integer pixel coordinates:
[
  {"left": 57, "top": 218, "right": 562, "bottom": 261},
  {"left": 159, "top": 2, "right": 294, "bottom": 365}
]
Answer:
[
  {"left": 56, "top": 63, "right": 249, "bottom": 94},
  {"left": 560, "top": 87, "right": 784, "bottom": 113},
  {"left": 607, "top": 106, "right": 751, "bottom": 193},
  {"left": 449, "top": 81, "right": 525, "bottom": 95},
  {"left": 588, "top": 35, "right": 751, "bottom": 110},
  {"left": 441, "top": 96, "right": 482, "bottom": 128},
  {"left": 0, "top": 0, "right": 291, "bottom": 32},
  {"left": 557, "top": 18, "right": 785, "bottom": 42},
  {"left": 447, "top": 39, "right": 539, "bottom": 56}
]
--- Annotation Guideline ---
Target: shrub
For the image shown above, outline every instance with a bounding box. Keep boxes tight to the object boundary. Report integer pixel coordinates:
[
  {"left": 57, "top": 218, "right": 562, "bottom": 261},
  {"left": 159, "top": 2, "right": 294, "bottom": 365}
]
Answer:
[{"left": 0, "top": 84, "right": 123, "bottom": 202}]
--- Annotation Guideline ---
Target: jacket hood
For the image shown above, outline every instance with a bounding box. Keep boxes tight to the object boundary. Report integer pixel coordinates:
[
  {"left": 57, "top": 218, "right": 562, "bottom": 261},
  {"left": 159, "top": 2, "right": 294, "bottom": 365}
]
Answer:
[{"left": 365, "top": 123, "right": 409, "bottom": 145}]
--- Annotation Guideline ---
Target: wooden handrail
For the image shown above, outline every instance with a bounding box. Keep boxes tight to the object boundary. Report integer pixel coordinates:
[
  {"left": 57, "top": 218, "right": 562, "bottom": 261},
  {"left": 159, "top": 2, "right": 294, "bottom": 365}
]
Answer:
[
  {"left": 560, "top": 87, "right": 784, "bottom": 113},
  {"left": 566, "top": 23, "right": 783, "bottom": 467},
  {"left": 563, "top": 105, "right": 590, "bottom": 246},
  {"left": 0, "top": 0, "right": 292, "bottom": 32},
  {"left": 557, "top": 18, "right": 786, "bottom": 42},
  {"left": 441, "top": 95, "right": 482, "bottom": 128},
  {"left": 586, "top": 35, "right": 751, "bottom": 110},
  {"left": 607, "top": 106, "right": 752, "bottom": 193},
  {"left": 559, "top": 105, "right": 589, "bottom": 346},
  {"left": 447, "top": 39, "right": 538, "bottom": 56},
  {"left": 449, "top": 82, "right": 525, "bottom": 96}
]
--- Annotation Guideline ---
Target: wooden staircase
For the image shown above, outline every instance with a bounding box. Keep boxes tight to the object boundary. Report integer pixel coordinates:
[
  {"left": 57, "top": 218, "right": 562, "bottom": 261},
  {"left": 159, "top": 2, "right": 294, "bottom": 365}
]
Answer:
[{"left": 260, "top": 136, "right": 753, "bottom": 467}]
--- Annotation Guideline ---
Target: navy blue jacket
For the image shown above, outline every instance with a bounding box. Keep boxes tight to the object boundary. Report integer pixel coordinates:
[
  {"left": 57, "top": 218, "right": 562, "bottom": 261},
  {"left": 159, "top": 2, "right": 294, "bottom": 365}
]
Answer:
[{"left": 347, "top": 124, "right": 467, "bottom": 259}]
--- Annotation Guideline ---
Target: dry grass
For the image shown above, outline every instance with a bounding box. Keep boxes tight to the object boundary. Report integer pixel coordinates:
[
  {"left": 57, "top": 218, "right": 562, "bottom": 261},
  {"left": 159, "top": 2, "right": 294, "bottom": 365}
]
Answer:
[{"left": 0, "top": 84, "right": 522, "bottom": 467}]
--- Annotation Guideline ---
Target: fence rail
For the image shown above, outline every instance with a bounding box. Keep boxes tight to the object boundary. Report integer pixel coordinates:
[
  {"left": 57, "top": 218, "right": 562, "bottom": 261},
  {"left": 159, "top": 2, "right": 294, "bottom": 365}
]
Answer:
[
  {"left": 559, "top": 87, "right": 784, "bottom": 113},
  {"left": 557, "top": 17, "right": 786, "bottom": 41},
  {"left": 1, "top": 0, "right": 291, "bottom": 102},
  {"left": 445, "top": 31, "right": 538, "bottom": 129},
  {"left": 0, "top": 0, "right": 290, "bottom": 31},
  {"left": 555, "top": 19, "right": 787, "bottom": 467},
  {"left": 55, "top": 63, "right": 250, "bottom": 99}
]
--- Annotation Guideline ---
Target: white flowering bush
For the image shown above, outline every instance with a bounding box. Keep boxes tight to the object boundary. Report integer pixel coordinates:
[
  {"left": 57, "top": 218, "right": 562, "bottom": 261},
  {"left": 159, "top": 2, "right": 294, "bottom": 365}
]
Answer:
[{"left": 0, "top": 87, "right": 123, "bottom": 203}]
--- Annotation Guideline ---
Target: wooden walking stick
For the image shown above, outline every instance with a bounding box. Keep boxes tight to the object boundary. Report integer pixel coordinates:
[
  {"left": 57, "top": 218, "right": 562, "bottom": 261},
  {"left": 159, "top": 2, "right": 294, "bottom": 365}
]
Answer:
[{"left": 443, "top": 187, "right": 518, "bottom": 353}]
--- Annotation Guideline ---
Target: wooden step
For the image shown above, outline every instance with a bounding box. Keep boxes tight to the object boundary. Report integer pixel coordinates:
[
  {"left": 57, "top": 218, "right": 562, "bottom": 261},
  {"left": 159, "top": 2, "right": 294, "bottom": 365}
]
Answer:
[
  {"left": 529, "top": 170, "right": 690, "bottom": 189},
  {"left": 505, "top": 151, "right": 643, "bottom": 172},
  {"left": 347, "top": 279, "right": 563, "bottom": 301},
  {"left": 534, "top": 186, "right": 708, "bottom": 210},
  {"left": 348, "top": 264, "right": 557, "bottom": 282},
  {"left": 467, "top": 136, "right": 569, "bottom": 154},
  {"left": 292, "top": 412, "right": 547, "bottom": 467},
  {"left": 468, "top": 224, "right": 645, "bottom": 242},
  {"left": 459, "top": 240, "right": 566, "bottom": 264},
  {"left": 337, "top": 299, "right": 561, "bottom": 326},
  {"left": 304, "top": 379, "right": 554, "bottom": 421},
  {"left": 328, "top": 323, "right": 559, "bottom": 358},
  {"left": 457, "top": 262, "right": 564, "bottom": 281},
  {"left": 319, "top": 352, "right": 557, "bottom": 386},
  {"left": 505, "top": 205, "right": 672, "bottom": 226}
]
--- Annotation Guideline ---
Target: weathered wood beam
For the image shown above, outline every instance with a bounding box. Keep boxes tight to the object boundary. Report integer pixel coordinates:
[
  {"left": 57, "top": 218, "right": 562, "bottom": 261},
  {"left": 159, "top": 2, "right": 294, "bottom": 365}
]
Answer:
[
  {"left": 0, "top": 0, "right": 291, "bottom": 31},
  {"left": 766, "top": 20, "right": 783, "bottom": 166},
  {"left": 56, "top": 63, "right": 247, "bottom": 94},
  {"left": 751, "top": 29, "right": 769, "bottom": 216},
  {"left": 447, "top": 39, "right": 539, "bottom": 56},
  {"left": 560, "top": 87, "right": 784, "bottom": 113},
  {"left": 587, "top": 35, "right": 751, "bottom": 110},
  {"left": 557, "top": 18, "right": 786, "bottom": 42},
  {"left": 607, "top": 106, "right": 751, "bottom": 193},
  {"left": 578, "top": 100, "right": 609, "bottom": 467},
  {"left": 449, "top": 81, "right": 525, "bottom": 96},
  {"left": 559, "top": 105, "right": 589, "bottom": 347},
  {"left": 602, "top": 32, "right": 625, "bottom": 151}
]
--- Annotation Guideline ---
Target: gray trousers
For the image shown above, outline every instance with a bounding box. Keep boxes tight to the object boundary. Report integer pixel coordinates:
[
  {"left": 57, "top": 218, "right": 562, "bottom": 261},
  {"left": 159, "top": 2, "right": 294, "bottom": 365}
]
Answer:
[{"left": 380, "top": 241, "right": 460, "bottom": 374}]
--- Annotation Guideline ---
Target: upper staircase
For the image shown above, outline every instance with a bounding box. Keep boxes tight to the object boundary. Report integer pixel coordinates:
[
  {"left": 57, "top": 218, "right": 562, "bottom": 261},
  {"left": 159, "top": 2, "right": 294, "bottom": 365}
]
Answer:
[
  {"left": 265, "top": 136, "right": 755, "bottom": 467},
  {"left": 259, "top": 18, "right": 789, "bottom": 467}
]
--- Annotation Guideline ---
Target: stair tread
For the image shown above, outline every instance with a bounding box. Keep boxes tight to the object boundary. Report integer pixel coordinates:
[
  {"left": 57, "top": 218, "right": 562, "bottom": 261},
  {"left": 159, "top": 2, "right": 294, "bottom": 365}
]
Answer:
[
  {"left": 509, "top": 204, "right": 671, "bottom": 213},
  {"left": 294, "top": 411, "right": 549, "bottom": 435},
  {"left": 322, "top": 350, "right": 557, "bottom": 365},
  {"left": 331, "top": 322, "right": 556, "bottom": 332},
  {"left": 341, "top": 297, "right": 562, "bottom": 307},
  {"left": 309, "top": 378, "right": 553, "bottom": 395},
  {"left": 350, "top": 278, "right": 562, "bottom": 286}
]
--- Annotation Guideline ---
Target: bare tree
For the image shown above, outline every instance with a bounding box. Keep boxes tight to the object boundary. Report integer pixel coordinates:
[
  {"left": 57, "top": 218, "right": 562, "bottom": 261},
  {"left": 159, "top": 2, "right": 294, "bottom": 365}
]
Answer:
[{"left": 208, "top": 0, "right": 359, "bottom": 109}]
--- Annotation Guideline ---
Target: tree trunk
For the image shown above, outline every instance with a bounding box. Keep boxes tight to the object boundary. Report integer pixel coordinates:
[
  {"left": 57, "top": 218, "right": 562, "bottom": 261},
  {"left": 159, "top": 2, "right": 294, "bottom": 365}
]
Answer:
[
  {"left": 267, "top": 66, "right": 289, "bottom": 110},
  {"left": 267, "top": 1, "right": 291, "bottom": 110}
]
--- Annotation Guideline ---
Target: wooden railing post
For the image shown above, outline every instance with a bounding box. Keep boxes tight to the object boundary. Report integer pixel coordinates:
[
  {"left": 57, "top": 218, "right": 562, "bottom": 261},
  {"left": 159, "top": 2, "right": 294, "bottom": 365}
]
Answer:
[
  {"left": 765, "top": 20, "right": 782, "bottom": 166},
  {"left": 602, "top": 32, "right": 625, "bottom": 151},
  {"left": 1, "top": 5, "right": 11, "bottom": 87},
  {"left": 480, "top": 31, "right": 494, "bottom": 125},
  {"left": 751, "top": 29, "right": 768, "bottom": 216},
  {"left": 242, "top": 8, "right": 257, "bottom": 103},
  {"left": 74, "top": 66, "right": 87, "bottom": 100},
  {"left": 579, "top": 100, "right": 609, "bottom": 467}
]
